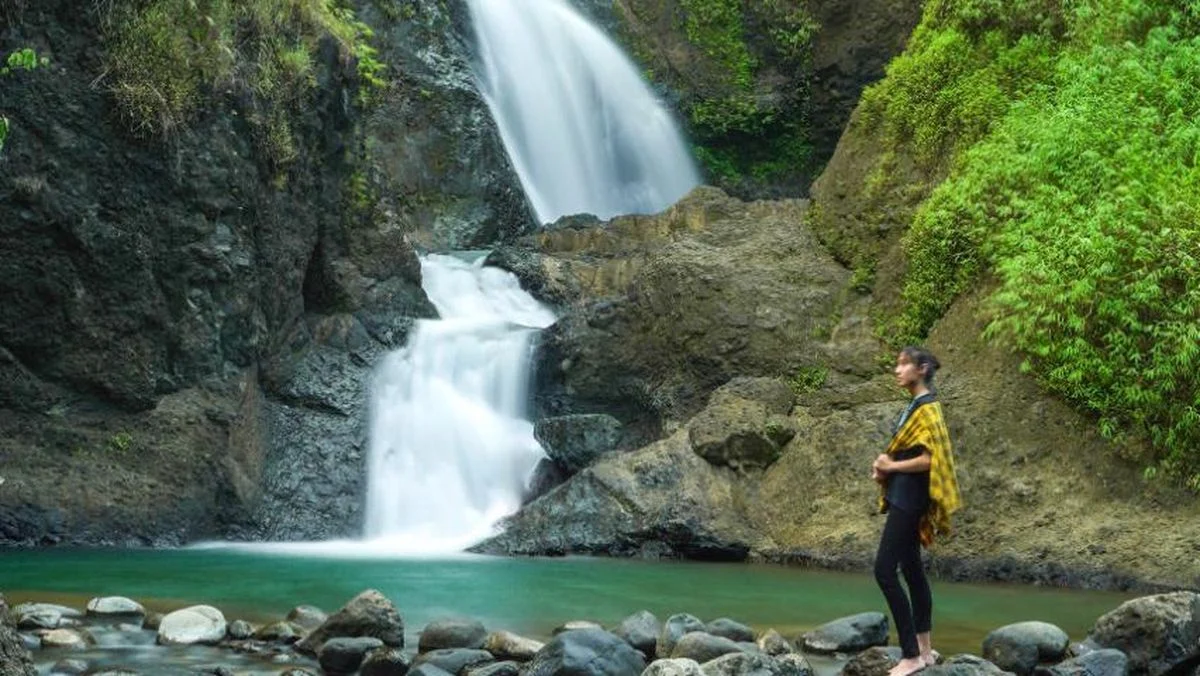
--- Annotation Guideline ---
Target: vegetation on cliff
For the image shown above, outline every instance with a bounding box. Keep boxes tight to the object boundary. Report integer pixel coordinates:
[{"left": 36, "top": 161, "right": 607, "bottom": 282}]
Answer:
[{"left": 855, "top": 1, "right": 1200, "bottom": 486}]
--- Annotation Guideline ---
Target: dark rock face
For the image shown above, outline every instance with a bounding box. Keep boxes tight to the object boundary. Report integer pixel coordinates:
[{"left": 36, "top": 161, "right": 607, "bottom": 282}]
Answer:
[
  {"left": 524, "top": 629, "right": 646, "bottom": 676},
  {"left": 534, "top": 414, "right": 624, "bottom": 474},
  {"left": 0, "top": 617, "right": 36, "bottom": 676},
  {"left": 1086, "top": 592, "right": 1200, "bottom": 676}
]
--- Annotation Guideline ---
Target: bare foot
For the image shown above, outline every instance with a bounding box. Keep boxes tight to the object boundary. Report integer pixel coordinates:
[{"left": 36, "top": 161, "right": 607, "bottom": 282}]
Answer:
[
  {"left": 888, "top": 657, "right": 927, "bottom": 676},
  {"left": 921, "top": 650, "right": 941, "bottom": 667}
]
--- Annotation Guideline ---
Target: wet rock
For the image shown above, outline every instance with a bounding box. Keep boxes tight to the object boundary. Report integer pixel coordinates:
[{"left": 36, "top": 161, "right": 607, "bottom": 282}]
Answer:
[
  {"left": 670, "top": 632, "right": 743, "bottom": 663},
  {"left": 287, "top": 605, "right": 328, "bottom": 633},
  {"left": 614, "top": 610, "right": 660, "bottom": 659},
  {"left": 755, "top": 629, "right": 793, "bottom": 656},
  {"left": 774, "top": 653, "right": 814, "bottom": 676},
  {"left": 361, "top": 645, "right": 414, "bottom": 676},
  {"left": 13, "top": 603, "right": 83, "bottom": 630},
  {"left": 156, "top": 605, "right": 227, "bottom": 645},
  {"left": 49, "top": 658, "right": 88, "bottom": 675},
  {"left": 705, "top": 619, "right": 754, "bottom": 644},
  {"left": 1086, "top": 592, "right": 1200, "bottom": 676},
  {"left": 1033, "top": 649, "right": 1128, "bottom": 676},
  {"left": 524, "top": 458, "right": 569, "bottom": 505},
  {"left": 525, "top": 629, "right": 646, "bottom": 676},
  {"left": 412, "top": 648, "right": 495, "bottom": 675},
  {"left": 842, "top": 647, "right": 898, "bottom": 676},
  {"left": 700, "top": 651, "right": 801, "bottom": 676},
  {"left": 85, "top": 597, "right": 145, "bottom": 617},
  {"left": 644, "top": 658, "right": 704, "bottom": 676},
  {"left": 466, "top": 661, "right": 520, "bottom": 676},
  {"left": 925, "top": 655, "right": 1015, "bottom": 676},
  {"left": 142, "top": 612, "right": 163, "bottom": 631},
  {"left": 982, "top": 622, "right": 1070, "bottom": 676},
  {"left": 320, "top": 636, "right": 386, "bottom": 674},
  {"left": 296, "top": 589, "right": 404, "bottom": 654},
  {"left": 483, "top": 630, "right": 544, "bottom": 661},
  {"left": 255, "top": 621, "right": 303, "bottom": 642},
  {"left": 801, "top": 612, "right": 888, "bottom": 654},
  {"left": 227, "top": 619, "right": 254, "bottom": 640},
  {"left": 39, "top": 628, "right": 92, "bottom": 649},
  {"left": 420, "top": 618, "right": 488, "bottom": 652},
  {"left": 534, "top": 414, "right": 623, "bottom": 473},
  {"left": 658, "top": 614, "right": 706, "bottom": 659}
]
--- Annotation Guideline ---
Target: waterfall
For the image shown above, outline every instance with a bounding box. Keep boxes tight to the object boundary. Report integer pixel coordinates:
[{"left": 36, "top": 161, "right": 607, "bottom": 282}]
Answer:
[
  {"left": 362, "top": 254, "right": 556, "bottom": 553},
  {"left": 467, "top": 0, "right": 701, "bottom": 224}
]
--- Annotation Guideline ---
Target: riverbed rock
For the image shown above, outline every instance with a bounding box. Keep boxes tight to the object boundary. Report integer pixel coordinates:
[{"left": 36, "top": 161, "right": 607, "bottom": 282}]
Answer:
[
  {"left": 483, "top": 630, "right": 544, "bottom": 661},
  {"left": 925, "top": 655, "right": 1016, "bottom": 676},
  {"left": 1033, "top": 649, "right": 1128, "bottom": 676},
  {"left": 85, "top": 597, "right": 145, "bottom": 618},
  {"left": 413, "top": 648, "right": 495, "bottom": 675},
  {"left": 13, "top": 603, "right": 83, "bottom": 630},
  {"left": 361, "top": 646, "right": 414, "bottom": 676},
  {"left": 670, "top": 632, "right": 744, "bottom": 663},
  {"left": 982, "top": 622, "right": 1070, "bottom": 676},
  {"left": 756, "top": 629, "right": 793, "bottom": 656},
  {"left": 256, "top": 621, "right": 303, "bottom": 642},
  {"left": 467, "top": 661, "right": 520, "bottom": 676},
  {"left": 534, "top": 414, "right": 624, "bottom": 473},
  {"left": 156, "top": 605, "right": 227, "bottom": 645},
  {"left": 1085, "top": 592, "right": 1200, "bottom": 676},
  {"left": 320, "top": 636, "right": 386, "bottom": 674},
  {"left": 296, "top": 589, "right": 404, "bottom": 654},
  {"left": 701, "top": 651, "right": 807, "bottom": 676},
  {"left": 801, "top": 612, "right": 888, "bottom": 654},
  {"left": 49, "top": 659, "right": 88, "bottom": 675},
  {"left": 645, "top": 658, "right": 704, "bottom": 676},
  {"left": 615, "top": 610, "right": 661, "bottom": 659},
  {"left": 842, "top": 646, "right": 897, "bottom": 676},
  {"left": 705, "top": 619, "right": 755, "bottom": 644},
  {"left": 38, "top": 628, "right": 92, "bottom": 649},
  {"left": 227, "top": 619, "right": 254, "bottom": 640},
  {"left": 526, "top": 628, "right": 647, "bottom": 676},
  {"left": 658, "top": 615, "right": 707, "bottom": 659},
  {"left": 286, "top": 605, "right": 328, "bottom": 633},
  {"left": 420, "top": 618, "right": 488, "bottom": 652}
]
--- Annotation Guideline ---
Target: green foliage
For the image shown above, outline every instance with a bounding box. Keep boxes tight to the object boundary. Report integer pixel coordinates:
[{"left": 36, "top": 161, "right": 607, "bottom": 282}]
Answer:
[
  {"left": 105, "top": 0, "right": 385, "bottom": 150},
  {"left": 0, "top": 116, "right": 8, "bottom": 153},
  {"left": 789, "top": 365, "right": 828, "bottom": 397},
  {"left": 884, "top": 3, "right": 1200, "bottom": 486},
  {"left": 679, "top": 0, "right": 755, "bottom": 90},
  {"left": 2, "top": 47, "right": 49, "bottom": 74},
  {"left": 106, "top": 431, "right": 134, "bottom": 454}
]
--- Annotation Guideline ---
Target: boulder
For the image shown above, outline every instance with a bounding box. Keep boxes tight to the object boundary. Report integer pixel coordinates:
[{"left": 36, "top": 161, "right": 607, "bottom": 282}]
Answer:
[
  {"left": 773, "top": 653, "right": 813, "bottom": 676},
  {"left": 842, "top": 646, "right": 899, "bottom": 676},
  {"left": 925, "top": 655, "right": 1017, "bottom": 676},
  {"left": 0, "top": 621, "right": 36, "bottom": 676},
  {"left": 705, "top": 619, "right": 754, "bottom": 644},
  {"left": 669, "top": 632, "right": 744, "bottom": 663},
  {"left": 687, "top": 379, "right": 798, "bottom": 472},
  {"left": 483, "top": 630, "right": 544, "bottom": 661},
  {"left": 466, "top": 661, "right": 521, "bottom": 676},
  {"left": 156, "top": 605, "right": 227, "bottom": 645},
  {"left": 39, "top": 628, "right": 92, "bottom": 649},
  {"left": 296, "top": 589, "right": 404, "bottom": 654},
  {"left": 525, "top": 628, "right": 647, "bottom": 676},
  {"left": 535, "top": 414, "right": 623, "bottom": 473},
  {"left": 410, "top": 665, "right": 458, "bottom": 676},
  {"left": 1086, "top": 592, "right": 1200, "bottom": 676},
  {"left": 227, "top": 620, "right": 254, "bottom": 640},
  {"left": 412, "top": 648, "right": 495, "bottom": 675},
  {"left": 320, "top": 636, "right": 387, "bottom": 675},
  {"left": 420, "top": 618, "right": 488, "bottom": 652},
  {"left": 982, "top": 622, "right": 1070, "bottom": 676},
  {"left": 1033, "top": 649, "right": 1128, "bottom": 676},
  {"left": 755, "top": 629, "right": 793, "bottom": 656},
  {"left": 801, "top": 612, "right": 888, "bottom": 654},
  {"left": 286, "top": 605, "right": 328, "bottom": 633},
  {"left": 12, "top": 603, "right": 83, "bottom": 630},
  {"left": 644, "top": 658, "right": 704, "bottom": 676},
  {"left": 85, "top": 597, "right": 145, "bottom": 617},
  {"left": 255, "top": 621, "right": 303, "bottom": 642},
  {"left": 658, "top": 614, "right": 707, "bottom": 659},
  {"left": 700, "top": 651, "right": 805, "bottom": 676},
  {"left": 614, "top": 610, "right": 660, "bottom": 659},
  {"left": 360, "top": 646, "right": 413, "bottom": 676}
]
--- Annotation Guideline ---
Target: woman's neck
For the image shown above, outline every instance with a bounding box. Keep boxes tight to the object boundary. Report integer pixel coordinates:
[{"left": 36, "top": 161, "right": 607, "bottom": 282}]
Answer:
[{"left": 908, "top": 383, "right": 931, "bottom": 399}]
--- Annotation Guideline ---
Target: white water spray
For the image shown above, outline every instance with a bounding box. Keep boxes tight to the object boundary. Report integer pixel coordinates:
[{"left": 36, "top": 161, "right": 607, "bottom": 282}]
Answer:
[
  {"left": 468, "top": 0, "right": 701, "bottom": 224},
  {"left": 362, "top": 254, "right": 556, "bottom": 553}
]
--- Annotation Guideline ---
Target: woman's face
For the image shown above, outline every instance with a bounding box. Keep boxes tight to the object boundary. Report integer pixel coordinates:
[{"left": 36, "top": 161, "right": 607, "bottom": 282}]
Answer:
[{"left": 894, "top": 352, "right": 924, "bottom": 390}]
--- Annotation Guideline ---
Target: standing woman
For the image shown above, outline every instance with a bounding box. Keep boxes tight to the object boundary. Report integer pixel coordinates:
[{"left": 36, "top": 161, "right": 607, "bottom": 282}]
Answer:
[{"left": 871, "top": 346, "right": 961, "bottom": 676}]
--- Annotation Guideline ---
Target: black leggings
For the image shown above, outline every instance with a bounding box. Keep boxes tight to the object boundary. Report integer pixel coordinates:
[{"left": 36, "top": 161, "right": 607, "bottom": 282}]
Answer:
[{"left": 874, "top": 505, "right": 932, "bottom": 658}]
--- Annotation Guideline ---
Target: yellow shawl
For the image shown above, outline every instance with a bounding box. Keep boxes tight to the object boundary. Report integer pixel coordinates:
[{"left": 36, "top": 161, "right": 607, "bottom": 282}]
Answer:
[{"left": 878, "top": 400, "right": 962, "bottom": 547}]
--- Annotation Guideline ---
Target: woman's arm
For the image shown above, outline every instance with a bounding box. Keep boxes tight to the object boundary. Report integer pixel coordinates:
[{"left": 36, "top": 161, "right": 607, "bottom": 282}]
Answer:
[{"left": 873, "top": 450, "right": 931, "bottom": 474}]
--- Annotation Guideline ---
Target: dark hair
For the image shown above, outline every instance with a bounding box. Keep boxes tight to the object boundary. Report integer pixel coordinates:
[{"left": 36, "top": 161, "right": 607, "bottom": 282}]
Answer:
[{"left": 900, "top": 345, "right": 941, "bottom": 388}]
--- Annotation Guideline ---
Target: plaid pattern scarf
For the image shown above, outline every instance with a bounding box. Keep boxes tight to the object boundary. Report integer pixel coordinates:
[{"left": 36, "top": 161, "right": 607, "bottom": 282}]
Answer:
[{"left": 878, "top": 399, "right": 962, "bottom": 547}]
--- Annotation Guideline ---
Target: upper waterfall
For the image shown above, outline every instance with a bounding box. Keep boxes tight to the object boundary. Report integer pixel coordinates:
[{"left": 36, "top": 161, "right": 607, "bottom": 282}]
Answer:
[{"left": 467, "top": 0, "right": 700, "bottom": 224}]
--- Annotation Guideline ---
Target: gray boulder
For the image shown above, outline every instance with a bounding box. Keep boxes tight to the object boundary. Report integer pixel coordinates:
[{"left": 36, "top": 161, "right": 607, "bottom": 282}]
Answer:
[
  {"left": 12, "top": 603, "right": 83, "bottom": 630},
  {"left": 687, "top": 379, "right": 798, "bottom": 472},
  {"left": 85, "top": 597, "right": 145, "bottom": 617},
  {"left": 467, "top": 661, "right": 521, "bottom": 676},
  {"left": 227, "top": 620, "right": 254, "bottom": 640},
  {"left": 410, "top": 665, "right": 458, "bottom": 676},
  {"left": 615, "top": 610, "right": 661, "bottom": 659},
  {"left": 801, "top": 611, "right": 888, "bottom": 654},
  {"left": 525, "top": 628, "right": 647, "bottom": 676},
  {"left": 658, "top": 614, "right": 707, "bottom": 659},
  {"left": 700, "top": 651, "right": 804, "bottom": 676},
  {"left": 483, "top": 630, "right": 544, "bottom": 661},
  {"left": 555, "top": 621, "right": 605, "bottom": 635},
  {"left": 755, "top": 629, "right": 793, "bottom": 656},
  {"left": 255, "top": 621, "right": 303, "bottom": 642},
  {"left": 1086, "top": 592, "right": 1200, "bottom": 676},
  {"left": 286, "top": 605, "right": 328, "bottom": 633},
  {"left": 412, "top": 648, "right": 495, "bottom": 675},
  {"left": 644, "top": 658, "right": 704, "bottom": 676},
  {"left": 535, "top": 414, "right": 623, "bottom": 473},
  {"left": 706, "top": 619, "right": 754, "bottom": 644},
  {"left": 320, "top": 636, "right": 386, "bottom": 674},
  {"left": 156, "top": 605, "right": 226, "bottom": 645},
  {"left": 773, "top": 653, "right": 813, "bottom": 676},
  {"left": 360, "top": 645, "right": 413, "bottom": 676},
  {"left": 296, "top": 589, "right": 404, "bottom": 654},
  {"left": 420, "top": 618, "right": 488, "bottom": 652},
  {"left": 670, "top": 632, "right": 744, "bottom": 663},
  {"left": 982, "top": 622, "right": 1070, "bottom": 676},
  {"left": 1033, "top": 649, "right": 1128, "bottom": 676},
  {"left": 39, "top": 628, "right": 92, "bottom": 649}
]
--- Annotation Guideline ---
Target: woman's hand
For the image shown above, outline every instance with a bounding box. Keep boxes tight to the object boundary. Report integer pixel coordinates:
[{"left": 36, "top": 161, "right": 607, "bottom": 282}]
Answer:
[{"left": 873, "top": 454, "right": 894, "bottom": 476}]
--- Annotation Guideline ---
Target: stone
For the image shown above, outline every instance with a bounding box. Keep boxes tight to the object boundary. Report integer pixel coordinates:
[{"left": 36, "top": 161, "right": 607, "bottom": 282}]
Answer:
[
  {"left": 525, "top": 628, "right": 647, "bottom": 676},
  {"left": 687, "top": 382, "right": 798, "bottom": 472},
  {"left": 255, "top": 621, "right": 302, "bottom": 642},
  {"left": 524, "top": 458, "right": 569, "bottom": 504},
  {"left": 982, "top": 622, "right": 1070, "bottom": 676},
  {"left": 420, "top": 618, "right": 488, "bottom": 652},
  {"left": 705, "top": 619, "right": 754, "bottom": 644},
  {"left": 85, "top": 597, "right": 145, "bottom": 617},
  {"left": 700, "top": 652, "right": 801, "bottom": 676},
  {"left": 410, "top": 665, "right": 457, "bottom": 676},
  {"left": 142, "top": 612, "right": 163, "bottom": 631},
  {"left": 227, "top": 619, "right": 254, "bottom": 640},
  {"left": 1086, "top": 592, "right": 1200, "bottom": 676},
  {"left": 670, "top": 632, "right": 744, "bottom": 663},
  {"left": 773, "top": 653, "right": 813, "bottom": 676},
  {"left": 614, "top": 610, "right": 661, "bottom": 659},
  {"left": 360, "top": 646, "right": 414, "bottom": 676},
  {"left": 555, "top": 620, "right": 604, "bottom": 634},
  {"left": 12, "top": 603, "right": 83, "bottom": 630},
  {"left": 0, "top": 621, "right": 36, "bottom": 676},
  {"left": 842, "top": 647, "right": 899, "bottom": 676},
  {"left": 466, "top": 661, "right": 520, "bottom": 676},
  {"left": 319, "top": 636, "right": 387, "bottom": 674},
  {"left": 755, "top": 629, "right": 793, "bottom": 656},
  {"left": 483, "top": 630, "right": 544, "bottom": 661},
  {"left": 535, "top": 414, "right": 623, "bottom": 473},
  {"left": 156, "top": 605, "right": 227, "bottom": 645},
  {"left": 1033, "top": 649, "right": 1128, "bottom": 676},
  {"left": 412, "top": 648, "right": 495, "bottom": 675},
  {"left": 296, "top": 589, "right": 404, "bottom": 654},
  {"left": 658, "top": 614, "right": 707, "bottom": 659},
  {"left": 801, "top": 611, "right": 888, "bottom": 654},
  {"left": 925, "top": 654, "right": 1016, "bottom": 676},
  {"left": 286, "top": 605, "right": 328, "bottom": 633},
  {"left": 49, "top": 658, "right": 88, "bottom": 675},
  {"left": 39, "top": 628, "right": 91, "bottom": 649},
  {"left": 644, "top": 658, "right": 704, "bottom": 676}
]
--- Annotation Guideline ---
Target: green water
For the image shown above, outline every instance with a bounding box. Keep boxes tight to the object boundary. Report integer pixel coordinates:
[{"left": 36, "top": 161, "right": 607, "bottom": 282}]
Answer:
[{"left": 0, "top": 548, "right": 1133, "bottom": 657}]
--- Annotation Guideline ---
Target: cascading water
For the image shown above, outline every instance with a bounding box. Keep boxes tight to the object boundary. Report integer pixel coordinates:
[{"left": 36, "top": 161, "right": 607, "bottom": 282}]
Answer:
[
  {"left": 467, "top": 0, "right": 701, "bottom": 224},
  {"left": 362, "top": 254, "right": 556, "bottom": 553}
]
